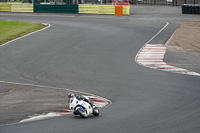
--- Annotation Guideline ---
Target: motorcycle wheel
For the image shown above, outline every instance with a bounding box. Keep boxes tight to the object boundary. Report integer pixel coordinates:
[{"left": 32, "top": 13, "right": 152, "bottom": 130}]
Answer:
[
  {"left": 76, "top": 106, "right": 88, "bottom": 118},
  {"left": 73, "top": 110, "right": 79, "bottom": 115},
  {"left": 93, "top": 108, "right": 99, "bottom": 116}
]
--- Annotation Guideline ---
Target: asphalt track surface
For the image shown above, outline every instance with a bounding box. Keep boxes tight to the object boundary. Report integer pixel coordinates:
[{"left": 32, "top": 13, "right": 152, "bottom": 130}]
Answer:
[{"left": 0, "top": 6, "right": 200, "bottom": 133}]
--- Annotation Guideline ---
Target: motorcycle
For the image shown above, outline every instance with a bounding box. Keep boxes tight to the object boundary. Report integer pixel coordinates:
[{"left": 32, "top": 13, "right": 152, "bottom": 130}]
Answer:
[{"left": 69, "top": 96, "right": 99, "bottom": 118}]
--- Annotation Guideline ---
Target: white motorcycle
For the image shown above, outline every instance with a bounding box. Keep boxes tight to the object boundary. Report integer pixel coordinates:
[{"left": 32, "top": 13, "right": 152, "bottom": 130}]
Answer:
[{"left": 69, "top": 96, "right": 99, "bottom": 118}]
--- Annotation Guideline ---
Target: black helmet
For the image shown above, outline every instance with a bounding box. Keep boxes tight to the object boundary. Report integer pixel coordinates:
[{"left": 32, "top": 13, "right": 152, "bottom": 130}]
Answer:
[{"left": 68, "top": 92, "right": 74, "bottom": 99}]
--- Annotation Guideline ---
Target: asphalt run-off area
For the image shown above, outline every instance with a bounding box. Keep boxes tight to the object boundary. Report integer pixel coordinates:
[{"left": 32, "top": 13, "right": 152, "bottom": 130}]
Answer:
[{"left": 0, "top": 5, "right": 200, "bottom": 133}]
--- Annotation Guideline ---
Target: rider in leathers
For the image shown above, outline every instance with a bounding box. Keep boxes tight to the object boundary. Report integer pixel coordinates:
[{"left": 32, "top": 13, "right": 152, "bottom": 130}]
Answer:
[{"left": 68, "top": 92, "right": 94, "bottom": 108}]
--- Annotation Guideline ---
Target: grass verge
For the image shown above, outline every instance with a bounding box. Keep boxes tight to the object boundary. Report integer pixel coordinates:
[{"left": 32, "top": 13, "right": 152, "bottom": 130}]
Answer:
[{"left": 0, "top": 20, "right": 47, "bottom": 45}]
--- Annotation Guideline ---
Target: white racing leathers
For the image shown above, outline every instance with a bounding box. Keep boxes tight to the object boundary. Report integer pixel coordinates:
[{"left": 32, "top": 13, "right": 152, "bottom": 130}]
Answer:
[{"left": 69, "top": 96, "right": 99, "bottom": 118}]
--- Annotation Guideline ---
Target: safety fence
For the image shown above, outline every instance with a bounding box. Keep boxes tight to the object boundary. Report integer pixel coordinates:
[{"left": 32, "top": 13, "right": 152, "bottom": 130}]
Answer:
[
  {"left": 0, "top": 3, "right": 11, "bottom": 12},
  {"left": 0, "top": 3, "right": 33, "bottom": 12},
  {"left": 79, "top": 5, "right": 115, "bottom": 14},
  {"left": 34, "top": 4, "right": 78, "bottom": 13},
  {"left": 79, "top": 4, "right": 130, "bottom": 15},
  {"left": 0, "top": 3, "right": 130, "bottom": 15},
  {"left": 11, "top": 3, "right": 33, "bottom": 12},
  {"left": 122, "top": 5, "right": 130, "bottom": 15}
]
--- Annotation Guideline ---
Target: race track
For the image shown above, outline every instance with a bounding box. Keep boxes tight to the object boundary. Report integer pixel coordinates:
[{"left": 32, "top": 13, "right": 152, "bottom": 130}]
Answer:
[{"left": 0, "top": 6, "right": 200, "bottom": 133}]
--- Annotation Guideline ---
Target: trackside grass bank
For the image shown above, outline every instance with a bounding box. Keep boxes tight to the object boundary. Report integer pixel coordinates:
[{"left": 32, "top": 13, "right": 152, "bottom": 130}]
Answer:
[{"left": 0, "top": 20, "right": 46, "bottom": 45}]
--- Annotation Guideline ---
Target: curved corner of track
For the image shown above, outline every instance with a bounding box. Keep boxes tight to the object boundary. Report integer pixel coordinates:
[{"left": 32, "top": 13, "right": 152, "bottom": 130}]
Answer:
[
  {"left": 135, "top": 22, "right": 200, "bottom": 77},
  {"left": 0, "top": 81, "right": 111, "bottom": 125},
  {"left": 18, "top": 85, "right": 112, "bottom": 123}
]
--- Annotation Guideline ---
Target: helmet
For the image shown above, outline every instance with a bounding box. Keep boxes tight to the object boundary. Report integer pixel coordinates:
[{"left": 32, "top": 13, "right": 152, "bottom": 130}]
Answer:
[
  {"left": 68, "top": 92, "right": 74, "bottom": 99},
  {"left": 84, "top": 96, "right": 90, "bottom": 102}
]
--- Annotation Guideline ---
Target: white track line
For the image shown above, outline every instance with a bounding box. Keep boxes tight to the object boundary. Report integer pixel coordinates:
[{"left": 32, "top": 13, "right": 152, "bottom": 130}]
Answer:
[
  {"left": 135, "top": 22, "right": 200, "bottom": 76},
  {"left": 19, "top": 95, "right": 109, "bottom": 123},
  {"left": 0, "top": 80, "right": 112, "bottom": 126},
  {"left": 0, "top": 21, "right": 111, "bottom": 107},
  {"left": 0, "top": 80, "right": 112, "bottom": 107}
]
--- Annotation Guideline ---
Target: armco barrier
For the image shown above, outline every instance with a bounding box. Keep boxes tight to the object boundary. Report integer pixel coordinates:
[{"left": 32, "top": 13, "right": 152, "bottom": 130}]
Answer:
[
  {"left": 0, "top": 3, "right": 11, "bottom": 12},
  {"left": 79, "top": 5, "right": 115, "bottom": 14},
  {"left": 122, "top": 5, "right": 130, "bottom": 15},
  {"left": 0, "top": 3, "right": 33, "bottom": 12},
  {"left": 34, "top": 4, "right": 78, "bottom": 13},
  {"left": 79, "top": 4, "right": 130, "bottom": 15},
  {"left": 11, "top": 4, "right": 33, "bottom": 12},
  {"left": 0, "top": 3, "right": 129, "bottom": 15}
]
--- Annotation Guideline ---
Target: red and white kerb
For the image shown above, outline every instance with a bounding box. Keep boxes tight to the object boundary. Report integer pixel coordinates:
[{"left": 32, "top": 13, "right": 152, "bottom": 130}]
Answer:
[{"left": 136, "top": 44, "right": 200, "bottom": 76}]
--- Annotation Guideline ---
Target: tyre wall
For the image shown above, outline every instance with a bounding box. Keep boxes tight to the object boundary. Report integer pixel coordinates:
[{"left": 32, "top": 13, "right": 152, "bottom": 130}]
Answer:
[{"left": 182, "top": 4, "right": 200, "bottom": 14}]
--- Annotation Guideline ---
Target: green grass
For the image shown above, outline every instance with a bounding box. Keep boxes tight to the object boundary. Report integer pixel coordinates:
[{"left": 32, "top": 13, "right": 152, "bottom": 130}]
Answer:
[{"left": 0, "top": 20, "right": 47, "bottom": 45}]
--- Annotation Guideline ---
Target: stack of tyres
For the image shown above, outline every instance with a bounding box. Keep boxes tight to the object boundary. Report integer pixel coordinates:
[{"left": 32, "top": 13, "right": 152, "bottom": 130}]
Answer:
[
  {"left": 192, "top": 5, "right": 197, "bottom": 14},
  {"left": 191, "top": 5, "right": 194, "bottom": 14},
  {"left": 194, "top": 4, "right": 200, "bottom": 14},
  {"left": 182, "top": 4, "right": 200, "bottom": 14},
  {"left": 198, "top": 5, "right": 200, "bottom": 14},
  {"left": 182, "top": 5, "right": 185, "bottom": 14},
  {"left": 185, "top": 4, "right": 190, "bottom": 14},
  {"left": 195, "top": 5, "right": 199, "bottom": 14},
  {"left": 192, "top": 5, "right": 195, "bottom": 14},
  {"left": 189, "top": 4, "right": 192, "bottom": 14}
]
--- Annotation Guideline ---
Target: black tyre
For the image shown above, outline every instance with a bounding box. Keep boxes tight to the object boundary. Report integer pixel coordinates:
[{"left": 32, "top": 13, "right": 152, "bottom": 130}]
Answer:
[
  {"left": 73, "top": 110, "right": 79, "bottom": 115},
  {"left": 93, "top": 108, "right": 99, "bottom": 116},
  {"left": 76, "top": 106, "right": 88, "bottom": 118}
]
